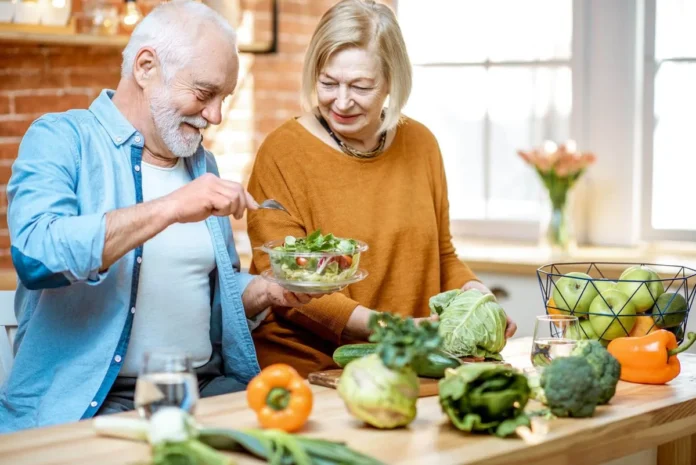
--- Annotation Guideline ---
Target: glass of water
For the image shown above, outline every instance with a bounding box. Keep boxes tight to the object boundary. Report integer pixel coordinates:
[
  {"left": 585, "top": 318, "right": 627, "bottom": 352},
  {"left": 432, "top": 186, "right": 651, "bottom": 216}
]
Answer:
[
  {"left": 134, "top": 349, "right": 199, "bottom": 419},
  {"left": 531, "top": 314, "right": 580, "bottom": 369}
]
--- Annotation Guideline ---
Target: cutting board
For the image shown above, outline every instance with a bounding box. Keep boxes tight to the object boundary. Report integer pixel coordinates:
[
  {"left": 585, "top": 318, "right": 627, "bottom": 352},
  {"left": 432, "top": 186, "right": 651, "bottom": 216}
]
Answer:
[
  {"left": 308, "top": 358, "right": 512, "bottom": 398},
  {"left": 308, "top": 369, "right": 441, "bottom": 397}
]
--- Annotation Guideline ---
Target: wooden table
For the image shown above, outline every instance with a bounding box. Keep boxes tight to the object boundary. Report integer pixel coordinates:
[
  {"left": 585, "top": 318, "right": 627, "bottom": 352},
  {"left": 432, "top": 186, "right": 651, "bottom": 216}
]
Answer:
[{"left": 1, "top": 338, "right": 695, "bottom": 465}]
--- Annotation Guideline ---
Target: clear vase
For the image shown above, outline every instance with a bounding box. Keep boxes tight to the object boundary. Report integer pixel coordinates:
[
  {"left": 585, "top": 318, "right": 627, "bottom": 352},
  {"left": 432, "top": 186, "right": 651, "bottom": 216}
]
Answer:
[{"left": 539, "top": 189, "right": 576, "bottom": 257}]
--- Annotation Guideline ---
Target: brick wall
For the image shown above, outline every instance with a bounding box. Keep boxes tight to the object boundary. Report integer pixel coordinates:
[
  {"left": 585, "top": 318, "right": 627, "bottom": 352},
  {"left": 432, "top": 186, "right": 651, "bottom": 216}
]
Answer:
[{"left": 0, "top": 0, "right": 394, "bottom": 270}]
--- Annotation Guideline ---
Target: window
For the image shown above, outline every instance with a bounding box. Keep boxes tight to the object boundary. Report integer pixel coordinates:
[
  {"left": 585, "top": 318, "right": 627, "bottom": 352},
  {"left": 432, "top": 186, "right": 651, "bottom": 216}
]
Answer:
[
  {"left": 397, "top": 0, "right": 573, "bottom": 239},
  {"left": 642, "top": 0, "right": 696, "bottom": 241}
]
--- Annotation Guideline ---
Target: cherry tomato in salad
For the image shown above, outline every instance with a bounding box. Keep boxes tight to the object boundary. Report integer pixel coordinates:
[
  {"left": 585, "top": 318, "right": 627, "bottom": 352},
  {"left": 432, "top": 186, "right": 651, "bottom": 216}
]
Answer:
[
  {"left": 338, "top": 255, "right": 353, "bottom": 269},
  {"left": 295, "top": 257, "right": 308, "bottom": 266}
]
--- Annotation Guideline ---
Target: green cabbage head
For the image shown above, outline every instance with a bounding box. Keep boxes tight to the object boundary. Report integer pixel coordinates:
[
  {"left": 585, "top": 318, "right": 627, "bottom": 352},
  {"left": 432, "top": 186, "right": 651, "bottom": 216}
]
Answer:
[
  {"left": 336, "top": 354, "right": 418, "bottom": 429},
  {"left": 429, "top": 289, "right": 508, "bottom": 360}
]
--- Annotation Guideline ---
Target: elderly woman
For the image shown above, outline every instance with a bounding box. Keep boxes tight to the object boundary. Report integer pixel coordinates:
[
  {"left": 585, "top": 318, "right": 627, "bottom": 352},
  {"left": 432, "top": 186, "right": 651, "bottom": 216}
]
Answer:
[{"left": 246, "top": 0, "right": 516, "bottom": 376}]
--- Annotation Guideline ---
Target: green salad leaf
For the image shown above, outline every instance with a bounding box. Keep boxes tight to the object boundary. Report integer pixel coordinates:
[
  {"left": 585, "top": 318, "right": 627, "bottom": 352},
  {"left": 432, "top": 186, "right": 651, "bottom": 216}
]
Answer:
[
  {"left": 270, "top": 229, "right": 362, "bottom": 284},
  {"left": 277, "top": 229, "right": 358, "bottom": 254}
]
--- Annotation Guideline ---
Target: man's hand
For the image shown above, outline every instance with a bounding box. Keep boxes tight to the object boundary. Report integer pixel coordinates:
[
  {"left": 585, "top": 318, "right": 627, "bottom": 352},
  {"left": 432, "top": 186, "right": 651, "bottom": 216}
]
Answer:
[
  {"left": 162, "top": 173, "right": 258, "bottom": 223},
  {"left": 242, "top": 276, "right": 318, "bottom": 319},
  {"left": 101, "top": 174, "right": 259, "bottom": 270},
  {"left": 462, "top": 280, "right": 518, "bottom": 339}
]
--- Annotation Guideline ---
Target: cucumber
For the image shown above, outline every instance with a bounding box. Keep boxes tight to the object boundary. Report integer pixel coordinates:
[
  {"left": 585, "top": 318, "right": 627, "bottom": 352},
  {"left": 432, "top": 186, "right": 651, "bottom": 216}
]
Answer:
[
  {"left": 332, "top": 343, "right": 461, "bottom": 378},
  {"left": 333, "top": 343, "right": 378, "bottom": 367},
  {"left": 411, "top": 351, "right": 462, "bottom": 378}
]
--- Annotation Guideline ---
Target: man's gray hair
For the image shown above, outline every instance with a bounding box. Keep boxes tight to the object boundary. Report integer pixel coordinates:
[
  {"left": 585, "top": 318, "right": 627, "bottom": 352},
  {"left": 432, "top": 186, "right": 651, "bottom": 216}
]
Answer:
[{"left": 121, "top": 0, "right": 237, "bottom": 81}]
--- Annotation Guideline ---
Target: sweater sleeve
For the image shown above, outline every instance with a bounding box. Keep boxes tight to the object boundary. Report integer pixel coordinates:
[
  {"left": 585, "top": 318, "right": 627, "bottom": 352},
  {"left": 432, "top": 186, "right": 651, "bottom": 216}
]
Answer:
[
  {"left": 246, "top": 131, "right": 359, "bottom": 344},
  {"left": 433, "top": 142, "right": 480, "bottom": 291}
]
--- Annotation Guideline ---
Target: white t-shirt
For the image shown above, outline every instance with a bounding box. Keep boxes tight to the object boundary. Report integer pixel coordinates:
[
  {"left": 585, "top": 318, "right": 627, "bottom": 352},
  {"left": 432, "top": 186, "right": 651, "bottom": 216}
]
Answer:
[{"left": 120, "top": 158, "right": 217, "bottom": 376}]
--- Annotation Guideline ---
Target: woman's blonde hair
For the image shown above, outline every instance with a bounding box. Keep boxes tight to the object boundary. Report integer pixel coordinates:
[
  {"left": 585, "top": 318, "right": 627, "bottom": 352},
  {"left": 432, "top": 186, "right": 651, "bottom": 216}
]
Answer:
[{"left": 301, "top": 0, "right": 412, "bottom": 133}]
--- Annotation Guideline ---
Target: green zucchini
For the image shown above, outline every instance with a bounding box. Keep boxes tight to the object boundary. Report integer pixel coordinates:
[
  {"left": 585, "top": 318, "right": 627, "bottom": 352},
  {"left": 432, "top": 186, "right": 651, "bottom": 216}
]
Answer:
[{"left": 333, "top": 343, "right": 461, "bottom": 378}]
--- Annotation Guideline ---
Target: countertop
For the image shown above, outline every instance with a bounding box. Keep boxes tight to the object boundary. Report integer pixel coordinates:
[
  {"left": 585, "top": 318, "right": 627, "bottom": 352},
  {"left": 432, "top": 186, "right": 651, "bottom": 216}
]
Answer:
[{"left": 1, "top": 338, "right": 695, "bottom": 465}]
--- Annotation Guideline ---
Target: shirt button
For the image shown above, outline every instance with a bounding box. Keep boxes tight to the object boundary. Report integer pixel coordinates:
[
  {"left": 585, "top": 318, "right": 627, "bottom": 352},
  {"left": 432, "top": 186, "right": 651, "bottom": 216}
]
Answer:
[
  {"left": 116, "top": 136, "right": 122, "bottom": 142},
  {"left": 137, "top": 256, "right": 142, "bottom": 264},
  {"left": 135, "top": 136, "right": 142, "bottom": 143},
  {"left": 134, "top": 165, "right": 141, "bottom": 172},
  {"left": 114, "top": 355, "right": 122, "bottom": 363},
  {"left": 90, "top": 401, "right": 98, "bottom": 407},
  {"left": 130, "top": 307, "right": 136, "bottom": 314}
]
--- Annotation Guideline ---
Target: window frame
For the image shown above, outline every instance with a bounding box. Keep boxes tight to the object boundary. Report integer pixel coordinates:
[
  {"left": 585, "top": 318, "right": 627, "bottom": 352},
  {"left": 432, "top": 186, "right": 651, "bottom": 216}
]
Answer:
[
  {"left": 396, "top": 0, "right": 583, "bottom": 242},
  {"left": 640, "top": 0, "right": 696, "bottom": 242}
]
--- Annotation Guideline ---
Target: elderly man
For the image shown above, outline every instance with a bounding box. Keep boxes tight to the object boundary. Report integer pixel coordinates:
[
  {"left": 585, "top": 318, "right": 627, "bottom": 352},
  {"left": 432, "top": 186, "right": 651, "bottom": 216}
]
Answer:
[{"left": 0, "top": 2, "right": 310, "bottom": 432}]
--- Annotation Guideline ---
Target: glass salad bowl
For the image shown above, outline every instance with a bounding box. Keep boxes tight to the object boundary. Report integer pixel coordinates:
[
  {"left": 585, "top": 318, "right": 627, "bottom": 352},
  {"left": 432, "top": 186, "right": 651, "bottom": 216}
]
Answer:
[{"left": 257, "top": 230, "right": 369, "bottom": 294}]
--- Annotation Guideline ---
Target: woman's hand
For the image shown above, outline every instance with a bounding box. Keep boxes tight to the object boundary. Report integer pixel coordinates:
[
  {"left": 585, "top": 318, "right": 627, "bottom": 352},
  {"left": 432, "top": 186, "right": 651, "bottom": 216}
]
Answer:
[
  {"left": 461, "top": 280, "right": 518, "bottom": 339},
  {"left": 343, "top": 308, "right": 439, "bottom": 341},
  {"left": 242, "top": 277, "right": 322, "bottom": 318}
]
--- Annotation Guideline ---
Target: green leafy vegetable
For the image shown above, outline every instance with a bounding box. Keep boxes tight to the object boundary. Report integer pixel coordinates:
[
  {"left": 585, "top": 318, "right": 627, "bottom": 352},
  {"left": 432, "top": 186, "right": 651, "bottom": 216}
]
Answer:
[
  {"left": 438, "top": 363, "right": 531, "bottom": 438},
  {"left": 151, "top": 440, "right": 231, "bottom": 465},
  {"left": 429, "top": 289, "right": 508, "bottom": 360},
  {"left": 198, "top": 428, "right": 386, "bottom": 465},
  {"left": 526, "top": 369, "right": 547, "bottom": 404},
  {"left": 94, "top": 408, "right": 233, "bottom": 465},
  {"left": 369, "top": 312, "right": 441, "bottom": 370},
  {"left": 270, "top": 229, "right": 361, "bottom": 284},
  {"left": 277, "top": 229, "right": 358, "bottom": 254},
  {"left": 95, "top": 409, "right": 384, "bottom": 465},
  {"left": 336, "top": 313, "right": 441, "bottom": 429}
]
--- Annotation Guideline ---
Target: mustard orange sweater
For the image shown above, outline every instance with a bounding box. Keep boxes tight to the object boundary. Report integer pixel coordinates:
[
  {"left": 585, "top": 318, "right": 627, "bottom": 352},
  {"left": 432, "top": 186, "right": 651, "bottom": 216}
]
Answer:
[{"left": 246, "top": 117, "right": 478, "bottom": 377}]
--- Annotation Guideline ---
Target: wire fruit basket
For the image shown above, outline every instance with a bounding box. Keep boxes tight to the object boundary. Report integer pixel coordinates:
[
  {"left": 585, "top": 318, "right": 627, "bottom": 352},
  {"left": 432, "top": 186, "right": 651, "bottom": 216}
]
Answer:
[{"left": 536, "top": 262, "right": 694, "bottom": 344}]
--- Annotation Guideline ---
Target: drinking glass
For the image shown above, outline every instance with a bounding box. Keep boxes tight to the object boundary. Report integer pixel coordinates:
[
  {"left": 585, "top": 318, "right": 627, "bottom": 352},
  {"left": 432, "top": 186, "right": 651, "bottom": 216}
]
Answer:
[
  {"left": 531, "top": 314, "right": 580, "bottom": 369},
  {"left": 134, "top": 349, "right": 199, "bottom": 419}
]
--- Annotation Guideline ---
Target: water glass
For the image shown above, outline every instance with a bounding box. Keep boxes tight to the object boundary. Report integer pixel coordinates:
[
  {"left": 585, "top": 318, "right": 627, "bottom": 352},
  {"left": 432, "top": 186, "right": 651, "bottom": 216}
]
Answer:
[
  {"left": 531, "top": 314, "right": 580, "bottom": 368},
  {"left": 134, "top": 349, "right": 199, "bottom": 419}
]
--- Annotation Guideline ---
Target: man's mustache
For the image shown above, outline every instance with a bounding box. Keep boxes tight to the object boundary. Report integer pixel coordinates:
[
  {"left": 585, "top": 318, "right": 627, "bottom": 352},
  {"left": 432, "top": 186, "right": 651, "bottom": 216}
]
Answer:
[{"left": 181, "top": 115, "right": 208, "bottom": 129}]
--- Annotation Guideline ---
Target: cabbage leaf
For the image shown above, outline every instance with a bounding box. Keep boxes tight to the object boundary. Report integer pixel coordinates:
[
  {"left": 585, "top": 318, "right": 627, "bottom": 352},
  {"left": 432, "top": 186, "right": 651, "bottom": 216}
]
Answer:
[{"left": 429, "top": 289, "right": 508, "bottom": 360}]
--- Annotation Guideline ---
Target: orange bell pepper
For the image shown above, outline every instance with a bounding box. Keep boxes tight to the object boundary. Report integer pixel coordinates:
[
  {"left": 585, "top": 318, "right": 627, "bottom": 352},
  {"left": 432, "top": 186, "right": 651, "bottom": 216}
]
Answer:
[
  {"left": 607, "top": 330, "right": 696, "bottom": 385},
  {"left": 246, "top": 363, "right": 313, "bottom": 432}
]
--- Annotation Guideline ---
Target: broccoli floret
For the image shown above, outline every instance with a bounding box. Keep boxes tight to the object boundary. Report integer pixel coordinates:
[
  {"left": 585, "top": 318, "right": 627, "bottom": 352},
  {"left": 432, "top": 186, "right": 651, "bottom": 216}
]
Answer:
[
  {"left": 540, "top": 356, "right": 601, "bottom": 418},
  {"left": 570, "top": 340, "right": 621, "bottom": 405}
]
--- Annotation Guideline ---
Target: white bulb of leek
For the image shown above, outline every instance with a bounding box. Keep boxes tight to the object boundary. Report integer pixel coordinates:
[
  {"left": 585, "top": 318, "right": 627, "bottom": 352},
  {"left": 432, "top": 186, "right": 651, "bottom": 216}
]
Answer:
[
  {"left": 94, "top": 407, "right": 200, "bottom": 446},
  {"left": 93, "top": 416, "right": 149, "bottom": 442},
  {"left": 148, "top": 407, "right": 196, "bottom": 445}
]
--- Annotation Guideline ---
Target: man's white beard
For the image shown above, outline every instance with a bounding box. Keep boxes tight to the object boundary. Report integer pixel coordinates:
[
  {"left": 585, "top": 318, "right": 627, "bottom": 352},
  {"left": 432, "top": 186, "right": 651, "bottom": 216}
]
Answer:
[{"left": 150, "top": 86, "right": 208, "bottom": 158}]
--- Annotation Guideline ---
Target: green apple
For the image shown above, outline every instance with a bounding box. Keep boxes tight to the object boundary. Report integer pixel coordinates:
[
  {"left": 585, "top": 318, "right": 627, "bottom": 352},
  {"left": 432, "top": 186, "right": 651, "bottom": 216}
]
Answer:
[
  {"left": 651, "top": 292, "right": 688, "bottom": 329},
  {"left": 593, "top": 280, "right": 617, "bottom": 294},
  {"left": 589, "top": 289, "right": 637, "bottom": 340},
  {"left": 568, "top": 319, "right": 599, "bottom": 340},
  {"left": 552, "top": 272, "right": 599, "bottom": 317},
  {"left": 616, "top": 265, "right": 665, "bottom": 313}
]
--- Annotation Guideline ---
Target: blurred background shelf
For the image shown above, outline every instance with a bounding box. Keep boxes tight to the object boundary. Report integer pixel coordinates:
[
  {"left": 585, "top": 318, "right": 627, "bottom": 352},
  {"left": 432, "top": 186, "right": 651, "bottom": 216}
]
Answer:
[
  {"left": 0, "top": 26, "right": 273, "bottom": 52},
  {"left": 0, "top": 27, "right": 129, "bottom": 48}
]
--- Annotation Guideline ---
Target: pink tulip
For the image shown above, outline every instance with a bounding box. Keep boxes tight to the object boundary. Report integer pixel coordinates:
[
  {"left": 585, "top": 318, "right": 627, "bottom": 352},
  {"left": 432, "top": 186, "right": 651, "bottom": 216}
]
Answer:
[
  {"left": 535, "top": 154, "right": 553, "bottom": 173},
  {"left": 517, "top": 150, "right": 532, "bottom": 165}
]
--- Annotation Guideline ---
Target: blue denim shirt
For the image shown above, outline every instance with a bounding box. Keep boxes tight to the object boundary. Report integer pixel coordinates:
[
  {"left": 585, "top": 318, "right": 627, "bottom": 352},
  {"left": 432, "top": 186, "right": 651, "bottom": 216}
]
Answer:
[{"left": 0, "top": 90, "right": 261, "bottom": 433}]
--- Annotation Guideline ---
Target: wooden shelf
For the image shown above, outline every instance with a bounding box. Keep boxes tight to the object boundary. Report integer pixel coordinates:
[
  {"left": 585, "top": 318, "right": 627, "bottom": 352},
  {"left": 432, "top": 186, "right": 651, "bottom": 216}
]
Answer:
[
  {"left": 0, "top": 25, "right": 275, "bottom": 53},
  {"left": 0, "top": 20, "right": 127, "bottom": 47},
  {"left": 0, "top": 29, "right": 129, "bottom": 48}
]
